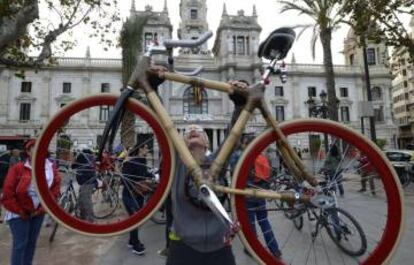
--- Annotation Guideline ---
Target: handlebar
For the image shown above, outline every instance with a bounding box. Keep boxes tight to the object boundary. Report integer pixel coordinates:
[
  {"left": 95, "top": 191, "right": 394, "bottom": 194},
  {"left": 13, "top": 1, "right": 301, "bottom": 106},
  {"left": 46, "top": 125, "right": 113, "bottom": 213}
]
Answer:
[{"left": 163, "top": 31, "right": 213, "bottom": 49}]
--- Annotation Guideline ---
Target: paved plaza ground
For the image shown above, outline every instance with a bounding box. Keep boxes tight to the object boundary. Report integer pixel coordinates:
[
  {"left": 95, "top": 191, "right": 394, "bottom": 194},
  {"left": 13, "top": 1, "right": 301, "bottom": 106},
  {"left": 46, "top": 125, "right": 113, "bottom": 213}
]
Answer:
[{"left": 1, "top": 184, "right": 414, "bottom": 265}]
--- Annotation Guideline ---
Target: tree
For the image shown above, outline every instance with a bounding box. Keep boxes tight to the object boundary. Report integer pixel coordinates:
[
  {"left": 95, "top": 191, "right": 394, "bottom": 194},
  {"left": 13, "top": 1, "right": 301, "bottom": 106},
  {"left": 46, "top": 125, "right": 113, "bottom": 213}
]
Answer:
[
  {"left": 343, "top": 0, "right": 414, "bottom": 61},
  {"left": 0, "top": 0, "right": 120, "bottom": 69},
  {"left": 279, "top": 0, "right": 346, "bottom": 121},
  {"left": 119, "top": 14, "right": 149, "bottom": 148}
]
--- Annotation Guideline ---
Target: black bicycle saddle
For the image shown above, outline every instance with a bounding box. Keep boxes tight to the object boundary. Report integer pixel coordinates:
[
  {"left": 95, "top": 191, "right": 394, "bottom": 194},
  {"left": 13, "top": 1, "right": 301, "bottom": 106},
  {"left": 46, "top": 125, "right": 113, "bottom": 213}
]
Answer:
[{"left": 258, "top": 27, "right": 296, "bottom": 60}]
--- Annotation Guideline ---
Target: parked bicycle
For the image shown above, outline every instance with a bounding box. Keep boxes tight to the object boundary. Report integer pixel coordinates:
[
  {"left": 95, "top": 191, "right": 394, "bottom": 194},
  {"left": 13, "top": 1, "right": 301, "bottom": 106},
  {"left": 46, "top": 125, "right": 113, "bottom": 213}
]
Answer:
[{"left": 33, "top": 28, "right": 404, "bottom": 264}]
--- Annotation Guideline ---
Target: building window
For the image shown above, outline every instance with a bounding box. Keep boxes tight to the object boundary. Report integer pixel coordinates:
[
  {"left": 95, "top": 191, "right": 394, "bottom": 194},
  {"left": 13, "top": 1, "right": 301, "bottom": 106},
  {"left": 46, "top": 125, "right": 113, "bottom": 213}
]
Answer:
[
  {"left": 374, "top": 106, "right": 384, "bottom": 122},
  {"left": 144, "top": 32, "right": 158, "bottom": 51},
  {"left": 237, "top": 36, "right": 245, "bottom": 55},
  {"left": 232, "top": 36, "right": 249, "bottom": 55},
  {"left": 308, "top": 86, "right": 316, "bottom": 97},
  {"left": 404, "top": 81, "right": 408, "bottom": 88},
  {"left": 63, "top": 82, "right": 71, "bottom": 93},
  {"left": 190, "top": 9, "right": 198, "bottom": 19},
  {"left": 99, "top": 106, "right": 113, "bottom": 122},
  {"left": 367, "top": 48, "right": 376, "bottom": 65},
  {"left": 340, "top": 87, "right": 348, "bottom": 97},
  {"left": 101, "top": 83, "right": 110, "bottom": 93},
  {"left": 19, "top": 103, "right": 31, "bottom": 121},
  {"left": 183, "top": 87, "right": 208, "bottom": 114},
  {"left": 372, "top": 86, "right": 382, "bottom": 100},
  {"left": 402, "top": 69, "right": 407, "bottom": 76},
  {"left": 21, "top": 82, "right": 32, "bottom": 93},
  {"left": 275, "top": 86, "right": 284, "bottom": 97},
  {"left": 275, "top": 106, "right": 285, "bottom": 122},
  {"left": 340, "top": 106, "right": 350, "bottom": 122}
]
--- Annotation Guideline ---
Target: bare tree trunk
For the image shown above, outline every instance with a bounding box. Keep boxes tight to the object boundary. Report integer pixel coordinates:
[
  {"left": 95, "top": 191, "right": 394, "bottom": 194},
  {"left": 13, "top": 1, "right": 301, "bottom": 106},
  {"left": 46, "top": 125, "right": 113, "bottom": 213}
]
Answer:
[{"left": 320, "top": 28, "right": 338, "bottom": 121}]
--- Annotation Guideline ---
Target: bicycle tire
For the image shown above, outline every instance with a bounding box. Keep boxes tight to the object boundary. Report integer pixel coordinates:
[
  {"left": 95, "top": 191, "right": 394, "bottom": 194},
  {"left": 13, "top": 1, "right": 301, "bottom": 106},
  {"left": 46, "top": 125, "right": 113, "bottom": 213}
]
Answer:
[
  {"left": 400, "top": 172, "right": 411, "bottom": 188},
  {"left": 33, "top": 94, "right": 175, "bottom": 236},
  {"left": 49, "top": 194, "right": 72, "bottom": 242},
  {"left": 232, "top": 119, "right": 403, "bottom": 265},
  {"left": 91, "top": 186, "right": 119, "bottom": 219},
  {"left": 150, "top": 207, "right": 167, "bottom": 225},
  {"left": 324, "top": 207, "right": 367, "bottom": 257}
]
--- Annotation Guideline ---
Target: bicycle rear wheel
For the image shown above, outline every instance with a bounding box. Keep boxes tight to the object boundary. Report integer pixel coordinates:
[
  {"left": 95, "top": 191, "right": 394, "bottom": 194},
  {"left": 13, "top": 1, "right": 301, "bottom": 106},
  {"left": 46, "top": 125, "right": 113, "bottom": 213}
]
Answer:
[
  {"left": 324, "top": 207, "right": 367, "bottom": 257},
  {"left": 232, "top": 119, "right": 403, "bottom": 265},
  {"left": 33, "top": 94, "right": 175, "bottom": 236}
]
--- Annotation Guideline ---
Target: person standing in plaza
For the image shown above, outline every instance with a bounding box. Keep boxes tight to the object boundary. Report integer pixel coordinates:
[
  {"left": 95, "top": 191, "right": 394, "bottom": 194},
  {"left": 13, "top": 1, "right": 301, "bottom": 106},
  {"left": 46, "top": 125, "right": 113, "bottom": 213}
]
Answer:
[
  {"left": 322, "top": 144, "right": 345, "bottom": 197},
  {"left": 9, "top": 149, "right": 21, "bottom": 168},
  {"left": 358, "top": 154, "right": 376, "bottom": 195},
  {"left": 121, "top": 144, "right": 153, "bottom": 256},
  {"left": 72, "top": 148, "right": 97, "bottom": 222},
  {"left": 1, "top": 139, "right": 61, "bottom": 265},
  {"left": 230, "top": 136, "right": 283, "bottom": 259}
]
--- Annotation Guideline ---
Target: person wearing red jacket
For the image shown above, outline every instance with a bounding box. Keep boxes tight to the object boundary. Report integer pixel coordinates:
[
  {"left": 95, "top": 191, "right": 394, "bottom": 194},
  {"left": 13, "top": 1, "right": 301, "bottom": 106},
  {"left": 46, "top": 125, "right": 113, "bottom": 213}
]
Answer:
[{"left": 1, "top": 139, "right": 61, "bottom": 265}]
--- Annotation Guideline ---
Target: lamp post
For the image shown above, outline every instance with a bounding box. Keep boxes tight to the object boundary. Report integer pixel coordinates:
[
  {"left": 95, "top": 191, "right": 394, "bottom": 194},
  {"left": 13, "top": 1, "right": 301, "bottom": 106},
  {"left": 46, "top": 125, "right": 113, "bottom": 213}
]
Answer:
[{"left": 306, "top": 90, "right": 330, "bottom": 153}]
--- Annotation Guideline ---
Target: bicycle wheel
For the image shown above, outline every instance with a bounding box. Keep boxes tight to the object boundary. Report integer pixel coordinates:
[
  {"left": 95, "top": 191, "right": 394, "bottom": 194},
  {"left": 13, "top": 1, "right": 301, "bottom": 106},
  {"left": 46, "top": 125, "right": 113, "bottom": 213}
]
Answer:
[
  {"left": 232, "top": 119, "right": 403, "bottom": 265},
  {"left": 91, "top": 185, "right": 119, "bottom": 219},
  {"left": 33, "top": 94, "right": 175, "bottom": 236},
  {"left": 324, "top": 207, "right": 367, "bottom": 257},
  {"left": 150, "top": 206, "right": 167, "bottom": 225},
  {"left": 49, "top": 193, "right": 72, "bottom": 242}
]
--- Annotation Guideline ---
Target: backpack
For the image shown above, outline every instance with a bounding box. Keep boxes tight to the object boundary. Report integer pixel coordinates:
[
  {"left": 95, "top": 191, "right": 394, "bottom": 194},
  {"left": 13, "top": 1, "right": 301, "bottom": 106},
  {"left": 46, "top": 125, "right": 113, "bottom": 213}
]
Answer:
[{"left": 254, "top": 154, "right": 271, "bottom": 183}]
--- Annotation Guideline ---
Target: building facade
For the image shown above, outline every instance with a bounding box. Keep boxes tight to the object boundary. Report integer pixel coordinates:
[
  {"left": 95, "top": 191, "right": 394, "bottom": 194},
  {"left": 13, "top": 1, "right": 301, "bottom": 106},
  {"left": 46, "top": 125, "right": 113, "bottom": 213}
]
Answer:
[
  {"left": 390, "top": 17, "right": 414, "bottom": 148},
  {"left": 0, "top": 0, "right": 398, "bottom": 151}
]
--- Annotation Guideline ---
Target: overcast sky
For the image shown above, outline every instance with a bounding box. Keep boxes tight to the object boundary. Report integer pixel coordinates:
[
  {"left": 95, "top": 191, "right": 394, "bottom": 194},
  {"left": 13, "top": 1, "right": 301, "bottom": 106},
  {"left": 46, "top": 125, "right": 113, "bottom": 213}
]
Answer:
[{"left": 64, "top": 0, "right": 412, "bottom": 65}]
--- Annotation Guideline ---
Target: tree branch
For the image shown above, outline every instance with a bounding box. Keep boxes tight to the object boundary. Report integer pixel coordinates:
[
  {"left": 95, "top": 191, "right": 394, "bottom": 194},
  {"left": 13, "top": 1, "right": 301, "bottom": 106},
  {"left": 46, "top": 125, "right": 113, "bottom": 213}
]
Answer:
[{"left": 0, "top": 1, "right": 39, "bottom": 50}]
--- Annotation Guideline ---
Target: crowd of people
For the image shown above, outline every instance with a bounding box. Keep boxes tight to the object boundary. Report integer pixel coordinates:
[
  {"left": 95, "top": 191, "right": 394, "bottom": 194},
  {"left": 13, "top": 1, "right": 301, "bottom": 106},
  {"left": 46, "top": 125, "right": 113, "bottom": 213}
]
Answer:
[{"left": 0, "top": 80, "right": 379, "bottom": 265}]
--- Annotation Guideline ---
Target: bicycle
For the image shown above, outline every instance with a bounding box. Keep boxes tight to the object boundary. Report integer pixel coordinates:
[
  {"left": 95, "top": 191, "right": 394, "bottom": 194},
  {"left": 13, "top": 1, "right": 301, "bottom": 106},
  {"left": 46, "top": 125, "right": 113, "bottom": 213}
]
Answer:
[
  {"left": 49, "top": 168, "right": 79, "bottom": 242},
  {"left": 33, "top": 27, "right": 404, "bottom": 264}
]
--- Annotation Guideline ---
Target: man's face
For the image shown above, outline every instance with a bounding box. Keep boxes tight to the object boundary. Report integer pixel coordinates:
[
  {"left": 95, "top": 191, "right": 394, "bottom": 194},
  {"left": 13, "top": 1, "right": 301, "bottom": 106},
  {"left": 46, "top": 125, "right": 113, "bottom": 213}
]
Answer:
[{"left": 184, "top": 124, "right": 208, "bottom": 150}]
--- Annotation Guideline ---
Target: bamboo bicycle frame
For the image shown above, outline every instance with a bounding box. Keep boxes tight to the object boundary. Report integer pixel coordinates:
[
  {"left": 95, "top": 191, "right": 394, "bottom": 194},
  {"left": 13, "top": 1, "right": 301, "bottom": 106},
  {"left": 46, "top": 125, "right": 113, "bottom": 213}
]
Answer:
[{"left": 132, "top": 67, "right": 316, "bottom": 203}]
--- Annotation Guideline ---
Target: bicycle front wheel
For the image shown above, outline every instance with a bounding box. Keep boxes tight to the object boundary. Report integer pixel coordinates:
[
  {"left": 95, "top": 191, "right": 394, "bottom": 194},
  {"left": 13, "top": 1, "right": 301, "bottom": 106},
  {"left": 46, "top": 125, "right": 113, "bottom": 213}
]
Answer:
[
  {"left": 232, "top": 119, "right": 403, "bottom": 265},
  {"left": 33, "top": 94, "right": 175, "bottom": 236}
]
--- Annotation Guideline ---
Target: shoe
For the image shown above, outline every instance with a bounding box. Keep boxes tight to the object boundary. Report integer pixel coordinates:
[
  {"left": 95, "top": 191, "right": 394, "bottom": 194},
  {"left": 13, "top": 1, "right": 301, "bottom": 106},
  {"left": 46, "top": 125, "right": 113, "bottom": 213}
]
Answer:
[
  {"left": 132, "top": 243, "right": 146, "bottom": 255},
  {"left": 157, "top": 248, "right": 169, "bottom": 258},
  {"left": 371, "top": 191, "right": 376, "bottom": 196},
  {"left": 358, "top": 189, "right": 366, "bottom": 193}
]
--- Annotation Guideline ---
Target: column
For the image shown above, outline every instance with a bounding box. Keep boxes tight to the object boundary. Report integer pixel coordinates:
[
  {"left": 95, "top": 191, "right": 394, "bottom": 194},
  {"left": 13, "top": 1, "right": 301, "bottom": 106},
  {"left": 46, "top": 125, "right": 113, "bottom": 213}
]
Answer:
[
  {"left": 213, "top": 129, "right": 218, "bottom": 151},
  {"left": 41, "top": 73, "right": 51, "bottom": 119},
  {"left": 0, "top": 71, "right": 10, "bottom": 123},
  {"left": 220, "top": 129, "right": 225, "bottom": 144}
]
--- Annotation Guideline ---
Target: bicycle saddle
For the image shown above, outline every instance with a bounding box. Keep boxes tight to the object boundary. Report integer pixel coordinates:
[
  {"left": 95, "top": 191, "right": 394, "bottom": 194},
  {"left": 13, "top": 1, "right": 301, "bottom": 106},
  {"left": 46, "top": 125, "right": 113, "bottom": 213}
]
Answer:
[{"left": 258, "top": 27, "right": 296, "bottom": 60}]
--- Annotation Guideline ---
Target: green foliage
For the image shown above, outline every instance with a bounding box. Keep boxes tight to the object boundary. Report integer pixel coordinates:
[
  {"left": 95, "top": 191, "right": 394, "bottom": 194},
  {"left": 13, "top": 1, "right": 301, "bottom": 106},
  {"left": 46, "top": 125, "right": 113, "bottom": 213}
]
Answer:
[
  {"left": 278, "top": 0, "right": 343, "bottom": 121},
  {"left": 119, "top": 14, "right": 149, "bottom": 148},
  {"left": 0, "top": 0, "right": 120, "bottom": 68},
  {"left": 343, "top": 0, "right": 414, "bottom": 61},
  {"left": 120, "top": 15, "right": 149, "bottom": 86},
  {"left": 375, "top": 138, "right": 388, "bottom": 150}
]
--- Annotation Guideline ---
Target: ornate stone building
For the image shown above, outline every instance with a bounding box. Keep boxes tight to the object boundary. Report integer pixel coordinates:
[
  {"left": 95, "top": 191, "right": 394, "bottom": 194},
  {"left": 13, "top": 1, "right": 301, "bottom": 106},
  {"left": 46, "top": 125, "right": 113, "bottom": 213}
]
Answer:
[{"left": 0, "top": 0, "right": 398, "bottom": 151}]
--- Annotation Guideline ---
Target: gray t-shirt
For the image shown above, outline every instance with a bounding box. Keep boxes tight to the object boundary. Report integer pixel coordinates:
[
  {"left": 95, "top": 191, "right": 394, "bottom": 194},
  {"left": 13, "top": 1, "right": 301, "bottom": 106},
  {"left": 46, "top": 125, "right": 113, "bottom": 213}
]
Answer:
[{"left": 171, "top": 157, "right": 228, "bottom": 253}]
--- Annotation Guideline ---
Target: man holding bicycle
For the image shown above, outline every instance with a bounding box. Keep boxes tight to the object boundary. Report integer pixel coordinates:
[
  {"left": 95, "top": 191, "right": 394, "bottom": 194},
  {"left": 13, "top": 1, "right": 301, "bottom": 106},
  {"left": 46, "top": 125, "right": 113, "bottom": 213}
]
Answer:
[{"left": 167, "top": 123, "right": 236, "bottom": 265}]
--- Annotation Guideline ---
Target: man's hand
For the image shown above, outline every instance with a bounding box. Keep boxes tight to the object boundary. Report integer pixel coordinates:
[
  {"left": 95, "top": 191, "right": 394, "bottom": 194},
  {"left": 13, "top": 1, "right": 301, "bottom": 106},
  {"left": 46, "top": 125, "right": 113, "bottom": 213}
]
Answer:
[{"left": 228, "top": 80, "right": 248, "bottom": 107}]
